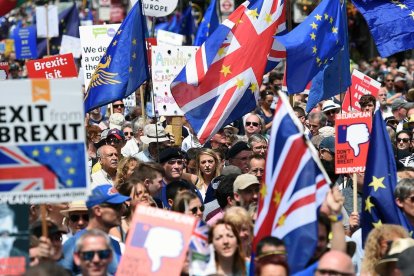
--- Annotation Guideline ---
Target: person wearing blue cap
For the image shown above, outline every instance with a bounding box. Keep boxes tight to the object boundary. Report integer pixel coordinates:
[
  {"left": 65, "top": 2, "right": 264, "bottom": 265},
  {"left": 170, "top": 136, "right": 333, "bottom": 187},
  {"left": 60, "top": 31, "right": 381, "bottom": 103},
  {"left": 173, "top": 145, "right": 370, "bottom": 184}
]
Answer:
[{"left": 59, "top": 185, "right": 130, "bottom": 275}]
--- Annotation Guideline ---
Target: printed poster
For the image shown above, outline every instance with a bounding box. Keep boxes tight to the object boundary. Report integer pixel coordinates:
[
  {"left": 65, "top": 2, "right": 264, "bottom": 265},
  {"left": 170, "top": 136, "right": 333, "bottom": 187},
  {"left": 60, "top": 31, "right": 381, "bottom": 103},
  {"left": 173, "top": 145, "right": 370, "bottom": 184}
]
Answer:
[{"left": 26, "top": 53, "right": 78, "bottom": 79}]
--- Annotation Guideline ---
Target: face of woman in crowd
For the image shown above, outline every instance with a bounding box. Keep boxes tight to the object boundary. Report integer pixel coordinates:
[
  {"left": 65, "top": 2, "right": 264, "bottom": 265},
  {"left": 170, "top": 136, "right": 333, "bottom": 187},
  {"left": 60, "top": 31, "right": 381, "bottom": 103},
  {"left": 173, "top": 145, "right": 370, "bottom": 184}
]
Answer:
[
  {"left": 122, "top": 127, "right": 133, "bottom": 141},
  {"left": 212, "top": 223, "right": 238, "bottom": 259},
  {"left": 239, "top": 223, "right": 252, "bottom": 251},
  {"left": 186, "top": 197, "right": 204, "bottom": 220},
  {"left": 199, "top": 154, "right": 216, "bottom": 177},
  {"left": 397, "top": 133, "right": 411, "bottom": 150}
]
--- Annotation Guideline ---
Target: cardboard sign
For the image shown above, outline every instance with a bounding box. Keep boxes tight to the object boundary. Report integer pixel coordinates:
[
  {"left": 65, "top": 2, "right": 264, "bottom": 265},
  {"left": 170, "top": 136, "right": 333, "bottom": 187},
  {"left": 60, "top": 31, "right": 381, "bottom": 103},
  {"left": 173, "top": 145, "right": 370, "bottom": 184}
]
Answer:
[
  {"left": 151, "top": 46, "right": 198, "bottom": 116},
  {"left": 79, "top": 24, "right": 120, "bottom": 88},
  {"left": 26, "top": 53, "right": 78, "bottom": 79},
  {"left": 117, "top": 205, "right": 196, "bottom": 275},
  {"left": 335, "top": 112, "right": 372, "bottom": 174},
  {"left": 0, "top": 79, "right": 89, "bottom": 204},
  {"left": 0, "top": 204, "right": 29, "bottom": 275},
  {"left": 36, "top": 5, "right": 59, "bottom": 38},
  {"left": 342, "top": 70, "right": 381, "bottom": 113},
  {"left": 60, "top": 35, "right": 82, "bottom": 58},
  {"left": 156, "top": 30, "right": 184, "bottom": 46},
  {"left": 133, "top": 0, "right": 178, "bottom": 17},
  {"left": 13, "top": 26, "right": 38, "bottom": 60}
]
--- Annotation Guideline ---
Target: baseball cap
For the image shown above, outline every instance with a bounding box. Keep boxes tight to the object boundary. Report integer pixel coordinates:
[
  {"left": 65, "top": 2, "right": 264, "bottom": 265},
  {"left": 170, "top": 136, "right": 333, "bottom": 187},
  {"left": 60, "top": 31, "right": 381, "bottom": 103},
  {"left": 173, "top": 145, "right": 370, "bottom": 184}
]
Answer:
[
  {"left": 86, "top": 185, "right": 130, "bottom": 208},
  {"left": 227, "top": 141, "right": 250, "bottom": 159},
  {"left": 107, "top": 128, "right": 125, "bottom": 141},
  {"left": 233, "top": 174, "right": 259, "bottom": 193},
  {"left": 319, "top": 136, "right": 335, "bottom": 154},
  {"left": 397, "top": 246, "right": 414, "bottom": 276},
  {"left": 159, "top": 147, "right": 184, "bottom": 164},
  {"left": 391, "top": 99, "right": 414, "bottom": 111},
  {"left": 375, "top": 238, "right": 414, "bottom": 275},
  {"left": 109, "top": 113, "right": 125, "bottom": 130}
]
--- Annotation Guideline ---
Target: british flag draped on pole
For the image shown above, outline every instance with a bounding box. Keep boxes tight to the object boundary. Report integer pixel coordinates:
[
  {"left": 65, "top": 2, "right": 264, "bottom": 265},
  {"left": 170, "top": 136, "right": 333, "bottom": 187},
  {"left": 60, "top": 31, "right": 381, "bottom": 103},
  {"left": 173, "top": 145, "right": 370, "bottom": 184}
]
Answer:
[
  {"left": 253, "top": 92, "right": 330, "bottom": 273},
  {"left": 171, "top": 0, "right": 285, "bottom": 144}
]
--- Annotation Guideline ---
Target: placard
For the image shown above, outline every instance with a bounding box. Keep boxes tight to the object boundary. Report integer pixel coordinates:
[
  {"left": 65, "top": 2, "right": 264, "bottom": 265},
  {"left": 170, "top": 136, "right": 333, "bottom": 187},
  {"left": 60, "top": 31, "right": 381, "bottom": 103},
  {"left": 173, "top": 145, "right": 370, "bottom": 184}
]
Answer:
[
  {"left": 26, "top": 53, "right": 78, "bottom": 79},
  {"left": 60, "top": 35, "right": 82, "bottom": 58},
  {"left": 335, "top": 112, "right": 372, "bottom": 174},
  {"left": 36, "top": 5, "right": 59, "bottom": 38},
  {"left": 342, "top": 70, "right": 381, "bottom": 113},
  {"left": 0, "top": 62, "right": 9, "bottom": 80},
  {"left": 151, "top": 46, "right": 198, "bottom": 116},
  {"left": 0, "top": 79, "right": 89, "bottom": 204},
  {"left": 156, "top": 30, "right": 184, "bottom": 46},
  {"left": 79, "top": 24, "right": 120, "bottom": 88},
  {"left": 132, "top": 0, "right": 178, "bottom": 17},
  {"left": 13, "top": 26, "right": 37, "bottom": 60},
  {"left": 117, "top": 205, "right": 196, "bottom": 275}
]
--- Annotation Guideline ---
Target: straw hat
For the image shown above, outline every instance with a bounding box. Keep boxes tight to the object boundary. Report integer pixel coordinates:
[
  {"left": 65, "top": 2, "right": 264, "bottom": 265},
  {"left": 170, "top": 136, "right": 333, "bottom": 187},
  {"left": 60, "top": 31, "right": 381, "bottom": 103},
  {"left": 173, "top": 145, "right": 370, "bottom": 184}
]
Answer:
[{"left": 60, "top": 201, "right": 88, "bottom": 216}]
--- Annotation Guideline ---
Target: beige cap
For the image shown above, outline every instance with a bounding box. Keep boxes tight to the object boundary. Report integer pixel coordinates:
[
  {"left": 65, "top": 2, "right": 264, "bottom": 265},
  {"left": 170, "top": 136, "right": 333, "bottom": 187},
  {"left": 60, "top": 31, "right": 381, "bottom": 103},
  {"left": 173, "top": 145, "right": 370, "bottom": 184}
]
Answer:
[
  {"left": 375, "top": 238, "right": 414, "bottom": 275},
  {"left": 233, "top": 174, "right": 259, "bottom": 193},
  {"left": 60, "top": 201, "right": 88, "bottom": 217}
]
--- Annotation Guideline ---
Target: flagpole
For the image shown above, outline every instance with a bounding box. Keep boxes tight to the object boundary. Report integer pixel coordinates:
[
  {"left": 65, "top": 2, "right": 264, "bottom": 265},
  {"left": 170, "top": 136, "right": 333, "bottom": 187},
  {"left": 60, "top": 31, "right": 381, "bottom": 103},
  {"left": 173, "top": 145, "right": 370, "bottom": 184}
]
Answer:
[
  {"left": 286, "top": 0, "right": 294, "bottom": 107},
  {"left": 46, "top": 3, "right": 50, "bottom": 56}
]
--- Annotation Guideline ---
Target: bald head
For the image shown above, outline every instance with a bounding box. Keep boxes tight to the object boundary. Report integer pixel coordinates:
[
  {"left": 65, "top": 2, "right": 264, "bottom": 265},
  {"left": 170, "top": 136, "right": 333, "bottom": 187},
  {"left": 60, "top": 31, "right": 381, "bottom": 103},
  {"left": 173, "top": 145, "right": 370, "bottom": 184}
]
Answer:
[{"left": 316, "top": 250, "right": 355, "bottom": 276}]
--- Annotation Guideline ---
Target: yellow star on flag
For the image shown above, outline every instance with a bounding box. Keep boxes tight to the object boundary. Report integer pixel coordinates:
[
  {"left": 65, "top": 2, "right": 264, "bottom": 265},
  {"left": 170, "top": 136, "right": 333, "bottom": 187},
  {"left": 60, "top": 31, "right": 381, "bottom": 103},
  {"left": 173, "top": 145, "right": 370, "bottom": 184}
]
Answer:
[
  {"left": 217, "top": 47, "right": 226, "bottom": 57},
  {"left": 315, "top": 14, "right": 322, "bottom": 21},
  {"left": 112, "top": 40, "right": 118, "bottom": 46},
  {"left": 32, "top": 150, "right": 39, "bottom": 157},
  {"left": 277, "top": 214, "right": 286, "bottom": 226},
  {"left": 316, "top": 57, "right": 321, "bottom": 63},
  {"left": 132, "top": 52, "right": 136, "bottom": 59},
  {"left": 332, "top": 27, "right": 338, "bottom": 34},
  {"left": 324, "top": 13, "right": 329, "bottom": 20},
  {"left": 68, "top": 168, "right": 75, "bottom": 174},
  {"left": 273, "top": 191, "right": 282, "bottom": 206},
  {"left": 117, "top": 29, "right": 122, "bottom": 35},
  {"left": 249, "top": 82, "right": 258, "bottom": 92},
  {"left": 132, "top": 39, "right": 137, "bottom": 45},
  {"left": 264, "top": 13, "right": 272, "bottom": 24},
  {"left": 220, "top": 65, "right": 232, "bottom": 77},
  {"left": 44, "top": 146, "right": 51, "bottom": 153},
  {"left": 397, "top": 3, "right": 407, "bottom": 9},
  {"left": 236, "top": 78, "right": 245, "bottom": 89},
  {"left": 310, "top": 32, "right": 316, "bottom": 40},
  {"left": 365, "top": 196, "right": 375, "bottom": 213},
  {"left": 56, "top": 149, "right": 63, "bottom": 156},
  {"left": 65, "top": 156, "right": 72, "bottom": 164},
  {"left": 330, "top": 17, "right": 334, "bottom": 24},
  {"left": 372, "top": 219, "right": 383, "bottom": 228},
  {"left": 310, "top": 22, "right": 318, "bottom": 29},
  {"left": 369, "top": 176, "right": 386, "bottom": 192},
  {"left": 312, "top": 46, "right": 317, "bottom": 54},
  {"left": 410, "top": 11, "right": 414, "bottom": 19},
  {"left": 129, "top": 66, "right": 133, "bottom": 73},
  {"left": 248, "top": 8, "right": 259, "bottom": 19},
  {"left": 66, "top": 179, "right": 73, "bottom": 186},
  {"left": 260, "top": 185, "right": 267, "bottom": 198}
]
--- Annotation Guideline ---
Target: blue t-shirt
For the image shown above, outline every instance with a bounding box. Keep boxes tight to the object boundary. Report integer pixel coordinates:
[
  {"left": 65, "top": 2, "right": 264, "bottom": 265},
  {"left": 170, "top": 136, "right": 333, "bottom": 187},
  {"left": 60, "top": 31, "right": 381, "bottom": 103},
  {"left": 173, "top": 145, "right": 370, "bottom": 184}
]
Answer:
[{"left": 59, "top": 228, "right": 122, "bottom": 275}]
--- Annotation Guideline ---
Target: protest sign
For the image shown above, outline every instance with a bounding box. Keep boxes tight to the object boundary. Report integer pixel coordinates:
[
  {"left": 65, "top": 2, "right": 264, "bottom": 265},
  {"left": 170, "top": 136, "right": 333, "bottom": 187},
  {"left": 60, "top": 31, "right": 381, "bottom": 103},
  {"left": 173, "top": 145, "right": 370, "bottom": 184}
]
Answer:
[
  {"left": 335, "top": 112, "right": 372, "bottom": 174},
  {"left": 0, "top": 62, "right": 9, "bottom": 80},
  {"left": 35, "top": 5, "right": 59, "bottom": 38},
  {"left": 151, "top": 46, "right": 198, "bottom": 116},
  {"left": 26, "top": 53, "right": 78, "bottom": 79},
  {"left": 156, "top": 30, "right": 184, "bottom": 46},
  {"left": 117, "top": 205, "right": 196, "bottom": 275},
  {"left": 342, "top": 70, "right": 381, "bottom": 113},
  {"left": 132, "top": 0, "right": 178, "bottom": 17},
  {"left": 13, "top": 26, "right": 37, "bottom": 60},
  {"left": 0, "top": 204, "right": 29, "bottom": 275},
  {"left": 0, "top": 79, "right": 89, "bottom": 204},
  {"left": 79, "top": 24, "right": 120, "bottom": 89},
  {"left": 60, "top": 35, "right": 81, "bottom": 58}
]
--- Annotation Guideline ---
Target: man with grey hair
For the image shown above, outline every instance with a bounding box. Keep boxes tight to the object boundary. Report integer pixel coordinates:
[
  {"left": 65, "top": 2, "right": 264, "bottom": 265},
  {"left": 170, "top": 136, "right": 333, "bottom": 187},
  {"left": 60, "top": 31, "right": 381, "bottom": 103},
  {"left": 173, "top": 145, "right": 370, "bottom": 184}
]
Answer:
[
  {"left": 73, "top": 229, "right": 113, "bottom": 276},
  {"left": 91, "top": 145, "right": 118, "bottom": 188},
  {"left": 308, "top": 111, "right": 328, "bottom": 137},
  {"left": 395, "top": 178, "right": 414, "bottom": 227},
  {"left": 247, "top": 134, "right": 268, "bottom": 156}
]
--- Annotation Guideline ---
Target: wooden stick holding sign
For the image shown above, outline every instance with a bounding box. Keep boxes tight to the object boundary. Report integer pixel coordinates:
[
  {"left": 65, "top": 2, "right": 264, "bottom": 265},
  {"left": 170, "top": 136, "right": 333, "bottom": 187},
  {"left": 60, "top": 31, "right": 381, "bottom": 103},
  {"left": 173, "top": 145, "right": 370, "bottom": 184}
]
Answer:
[
  {"left": 353, "top": 173, "right": 357, "bottom": 213},
  {"left": 40, "top": 204, "right": 48, "bottom": 237}
]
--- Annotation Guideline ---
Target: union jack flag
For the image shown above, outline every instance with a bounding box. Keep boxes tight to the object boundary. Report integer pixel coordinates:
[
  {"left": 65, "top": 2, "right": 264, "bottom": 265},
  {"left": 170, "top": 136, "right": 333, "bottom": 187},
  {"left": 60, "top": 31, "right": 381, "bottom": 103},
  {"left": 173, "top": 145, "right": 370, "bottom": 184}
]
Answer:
[
  {"left": 171, "top": 0, "right": 286, "bottom": 144},
  {"left": 189, "top": 220, "right": 210, "bottom": 255},
  {"left": 0, "top": 144, "right": 87, "bottom": 193},
  {"left": 253, "top": 92, "right": 330, "bottom": 273}
]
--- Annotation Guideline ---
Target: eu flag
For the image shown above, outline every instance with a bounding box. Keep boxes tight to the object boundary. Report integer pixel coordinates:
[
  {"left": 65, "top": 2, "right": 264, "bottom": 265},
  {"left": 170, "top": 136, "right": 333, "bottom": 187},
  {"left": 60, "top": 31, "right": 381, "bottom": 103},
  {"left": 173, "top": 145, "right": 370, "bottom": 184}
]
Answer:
[
  {"left": 277, "top": 0, "right": 345, "bottom": 94},
  {"left": 361, "top": 111, "right": 414, "bottom": 243},
  {"left": 352, "top": 0, "right": 414, "bottom": 57},
  {"left": 84, "top": 0, "right": 149, "bottom": 113},
  {"left": 178, "top": 6, "right": 197, "bottom": 45},
  {"left": 194, "top": 0, "right": 219, "bottom": 46},
  {"left": 306, "top": 1, "right": 351, "bottom": 113}
]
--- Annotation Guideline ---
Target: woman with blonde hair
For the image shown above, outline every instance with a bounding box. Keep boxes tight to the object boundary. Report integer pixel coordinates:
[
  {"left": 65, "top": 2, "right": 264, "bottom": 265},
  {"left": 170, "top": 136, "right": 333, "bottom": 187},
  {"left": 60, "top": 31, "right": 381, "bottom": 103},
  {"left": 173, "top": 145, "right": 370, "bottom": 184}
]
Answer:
[
  {"left": 195, "top": 148, "right": 221, "bottom": 200},
  {"left": 223, "top": 206, "right": 254, "bottom": 259},
  {"left": 361, "top": 224, "right": 409, "bottom": 275},
  {"left": 115, "top": 156, "right": 139, "bottom": 186},
  {"left": 208, "top": 220, "right": 246, "bottom": 276}
]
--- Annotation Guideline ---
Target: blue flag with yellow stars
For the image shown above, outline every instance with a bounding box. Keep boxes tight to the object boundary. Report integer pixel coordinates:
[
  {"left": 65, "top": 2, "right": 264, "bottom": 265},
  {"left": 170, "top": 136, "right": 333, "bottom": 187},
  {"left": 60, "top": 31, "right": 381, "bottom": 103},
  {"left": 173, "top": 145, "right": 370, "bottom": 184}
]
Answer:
[
  {"left": 194, "top": 0, "right": 219, "bottom": 46},
  {"left": 362, "top": 111, "right": 414, "bottom": 244},
  {"left": 84, "top": 0, "right": 149, "bottom": 113},
  {"left": 276, "top": 0, "right": 345, "bottom": 94},
  {"left": 352, "top": 0, "right": 414, "bottom": 57}
]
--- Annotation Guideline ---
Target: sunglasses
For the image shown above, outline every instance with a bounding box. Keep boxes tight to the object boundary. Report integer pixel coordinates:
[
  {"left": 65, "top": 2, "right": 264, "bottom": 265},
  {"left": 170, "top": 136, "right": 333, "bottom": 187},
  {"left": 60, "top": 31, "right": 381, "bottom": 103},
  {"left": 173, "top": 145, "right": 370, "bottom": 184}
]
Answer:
[
  {"left": 325, "top": 110, "right": 339, "bottom": 115},
  {"left": 113, "top": 104, "right": 124, "bottom": 108},
  {"left": 406, "top": 195, "right": 414, "bottom": 203},
  {"left": 397, "top": 138, "right": 410, "bottom": 143},
  {"left": 246, "top": 121, "right": 259, "bottom": 127},
  {"left": 190, "top": 205, "right": 205, "bottom": 215},
  {"left": 106, "top": 137, "right": 121, "bottom": 145},
  {"left": 385, "top": 79, "right": 394, "bottom": 82},
  {"left": 167, "top": 159, "right": 184, "bottom": 165},
  {"left": 80, "top": 249, "right": 111, "bottom": 261},
  {"left": 124, "top": 132, "right": 133, "bottom": 136},
  {"left": 69, "top": 214, "right": 89, "bottom": 223}
]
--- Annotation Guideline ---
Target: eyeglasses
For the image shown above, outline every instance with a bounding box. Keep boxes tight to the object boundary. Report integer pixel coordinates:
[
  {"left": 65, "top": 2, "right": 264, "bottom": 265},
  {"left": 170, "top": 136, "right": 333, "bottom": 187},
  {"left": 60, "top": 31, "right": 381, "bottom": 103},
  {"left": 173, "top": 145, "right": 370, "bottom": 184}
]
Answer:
[
  {"left": 406, "top": 195, "right": 414, "bottom": 203},
  {"left": 167, "top": 159, "right": 184, "bottom": 165},
  {"left": 190, "top": 205, "right": 205, "bottom": 215},
  {"left": 324, "top": 109, "right": 339, "bottom": 115},
  {"left": 113, "top": 104, "right": 124, "bottom": 108},
  {"left": 315, "top": 268, "right": 354, "bottom": 276},
  {"left": 80, "top": 249, "right": 111, "bottom": 261},
  {"left": 124, "top": 132, "right": 133, "bottom": 136},
  {"left": 246, "top": 121, "right": 260, "bottom": 127},
  {"left": 69, "top": 214, "right": 89, "bottom": 223},
  {"left": 397, "top": 138, "right": 410, "bottom": 143},
  {"left": 385, "top": 79, "right": 394, "bottom": 82}
]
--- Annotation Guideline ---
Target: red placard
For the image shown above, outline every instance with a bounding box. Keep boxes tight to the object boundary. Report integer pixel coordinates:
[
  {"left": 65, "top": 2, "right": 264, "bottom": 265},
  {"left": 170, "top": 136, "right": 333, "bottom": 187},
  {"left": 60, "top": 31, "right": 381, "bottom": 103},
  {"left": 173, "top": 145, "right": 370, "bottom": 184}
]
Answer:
[
  {"left": 117, "top": 205, "right": 196, "bottom": 275},
  {"left": 26, "top": 53, "right": 78, "bottom": 79},
  {"left": 0, "top": 257, "right": 25, "bottom": 275},
  {"left": 342, "top": 70, "right": 381, "bottom": 113},
  {"left": 0, "top": 62, "right": 9, "bottom": 80},
  {"left": 335, "top": 112, "right": 372, "bottom": 174}
]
